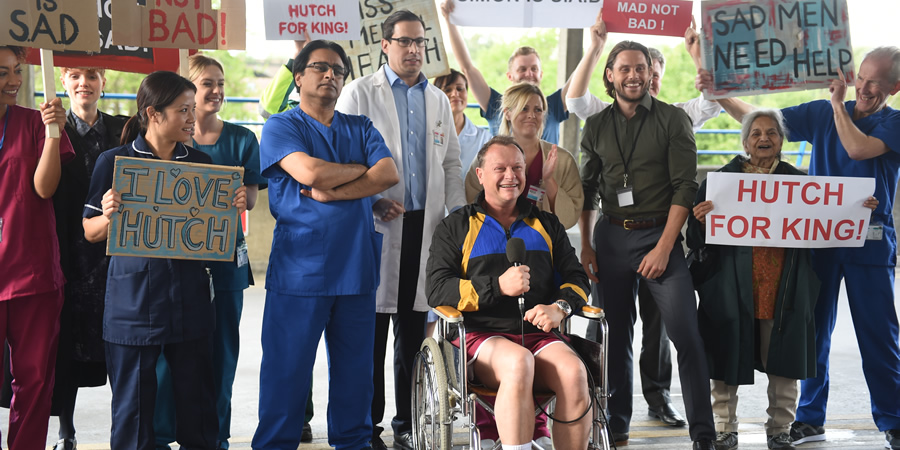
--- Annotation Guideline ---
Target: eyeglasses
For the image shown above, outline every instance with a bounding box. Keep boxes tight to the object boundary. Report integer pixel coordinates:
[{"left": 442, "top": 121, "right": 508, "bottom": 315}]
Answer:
[
  {"left": 385, "top": 37, "right": 427, "bottom": 48},
  {"left": 305, "top": 62, "right": 349, "bottom": 79}
]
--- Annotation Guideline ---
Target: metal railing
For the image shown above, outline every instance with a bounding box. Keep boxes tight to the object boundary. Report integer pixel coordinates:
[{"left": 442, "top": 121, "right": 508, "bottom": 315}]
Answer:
[{"left": 37, "top": 92, "right": 811, "bottom": 166}]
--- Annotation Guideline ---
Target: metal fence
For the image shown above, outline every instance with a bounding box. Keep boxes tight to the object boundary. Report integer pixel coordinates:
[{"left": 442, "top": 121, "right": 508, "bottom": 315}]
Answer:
[{"left": 38, "top": 92, "right": 811, "bottom": 166}]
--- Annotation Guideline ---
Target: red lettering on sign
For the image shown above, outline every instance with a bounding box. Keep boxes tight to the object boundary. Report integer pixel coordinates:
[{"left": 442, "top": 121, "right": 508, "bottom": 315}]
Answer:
[{"left": 149, "top": 10, "right": 169, "bottom": 41}]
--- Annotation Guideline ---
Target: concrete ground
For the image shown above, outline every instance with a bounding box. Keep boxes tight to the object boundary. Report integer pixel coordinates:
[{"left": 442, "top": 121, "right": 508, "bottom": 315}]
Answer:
[{"left": 1, "top": 280, "right": 897, "bottom": 449}]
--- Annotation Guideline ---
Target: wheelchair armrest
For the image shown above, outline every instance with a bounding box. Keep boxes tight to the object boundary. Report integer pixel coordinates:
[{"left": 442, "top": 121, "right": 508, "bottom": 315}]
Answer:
[
  {"left": 433, "top": 305, "right": 464, "bottom": 323},
  {"left": 578, "top": 305, "right": 605, "bottom": 319}
]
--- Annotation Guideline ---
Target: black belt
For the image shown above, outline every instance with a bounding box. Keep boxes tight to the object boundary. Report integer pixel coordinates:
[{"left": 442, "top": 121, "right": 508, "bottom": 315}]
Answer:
[{"left": 607, "top": 215, "right": 668, "bottom": 231}]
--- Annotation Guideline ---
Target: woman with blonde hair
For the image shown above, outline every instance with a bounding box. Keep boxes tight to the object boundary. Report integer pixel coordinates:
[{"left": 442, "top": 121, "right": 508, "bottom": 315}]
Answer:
[
  {"left": 153, "top": 53, "right": 265, "bottom": 450},
  {"left": 465, "top": 83, "right": 583, "bottom": 229}
]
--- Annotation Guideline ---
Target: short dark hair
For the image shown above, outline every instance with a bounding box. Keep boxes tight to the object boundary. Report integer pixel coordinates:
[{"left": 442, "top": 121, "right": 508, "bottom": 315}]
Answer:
[
  {"left": 474, "top": 135, "right": 525, "bottom": 169},
  {"left": 382, "top": 10, "right": 425, "bottom": 40},
  {"left": 433, "top": 68, "right": 467, "bottom": 91},
  {"left": 0, "top": 45, "right": 26, "bottom": 61},
  {"left": 603, "top": 41, "right": 651, "bottom": 98},
  {"left": 122, "top": 71, "right": 196, "bottom": 145},
  {"left": 293, "top": 40, "right": 351, "bottom": 77}
]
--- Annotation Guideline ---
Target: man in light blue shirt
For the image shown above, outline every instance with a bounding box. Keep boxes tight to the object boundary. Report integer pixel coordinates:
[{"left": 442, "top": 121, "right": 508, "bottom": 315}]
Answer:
[{"left": 336, "top": 10, "right": 466, "bottom": 450}]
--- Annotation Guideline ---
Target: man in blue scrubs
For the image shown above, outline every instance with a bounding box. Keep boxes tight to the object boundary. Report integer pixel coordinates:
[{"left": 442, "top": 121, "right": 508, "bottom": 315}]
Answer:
[
  {"left": 252, "top": 40, "right": 399, "bottom": 450},
  {"left": 702, "top": 46, "right": 900, "bottom": 449}
]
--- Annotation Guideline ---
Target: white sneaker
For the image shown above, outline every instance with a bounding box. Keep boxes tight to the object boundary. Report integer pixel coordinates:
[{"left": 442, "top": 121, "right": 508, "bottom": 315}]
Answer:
[
  {"left": 532, "top": 436, "right": 552, "bottom": 450},
  {"left": 481, "top": 438, "right": 497, "bottom": 450}
]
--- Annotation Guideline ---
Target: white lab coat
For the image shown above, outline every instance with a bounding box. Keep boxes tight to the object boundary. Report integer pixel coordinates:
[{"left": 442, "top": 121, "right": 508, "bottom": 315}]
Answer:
[{"left": 336, "top": 66, "right": 466, "bottom": 313}]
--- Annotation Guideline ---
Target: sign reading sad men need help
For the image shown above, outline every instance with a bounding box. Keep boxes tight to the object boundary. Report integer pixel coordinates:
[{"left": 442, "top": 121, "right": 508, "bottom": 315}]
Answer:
[{"left": 108, "top": 157, "right": 244, "bottom": 261}]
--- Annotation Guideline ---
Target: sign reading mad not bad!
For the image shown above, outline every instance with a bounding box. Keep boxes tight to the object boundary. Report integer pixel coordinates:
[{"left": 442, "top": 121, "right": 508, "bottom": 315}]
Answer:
[
  {"left": 108, "top": 157, "right": 243, "bottom": 261},
  {"left": 699, "top": 0, "right": 854, "bottom": 99},
  {"left": 602, "top": 0, "right": 693, "bottom": 37},
  {"left": 111, "top": 0, "right": 246, "bottom": 50},
  {"left": 1, "top": 0, "right": 99, "bottom": 51}
]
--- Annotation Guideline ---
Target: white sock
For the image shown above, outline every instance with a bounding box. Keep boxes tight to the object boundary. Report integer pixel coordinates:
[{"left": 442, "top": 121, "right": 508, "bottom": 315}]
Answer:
[{"left": 501, "top": 443, "right": 531, "bottom": 450}]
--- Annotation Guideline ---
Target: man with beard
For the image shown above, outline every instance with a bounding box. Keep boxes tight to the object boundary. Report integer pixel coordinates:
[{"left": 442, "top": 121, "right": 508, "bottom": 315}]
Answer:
[
  {"left": 440, "top": 0, "right": 570, "bottom": 143},
  {"left": 335, "top": 10, "right": 465, "bottom": 450},
  {"left": 578, "top": 41, "right": 716, "bottom": 450}
]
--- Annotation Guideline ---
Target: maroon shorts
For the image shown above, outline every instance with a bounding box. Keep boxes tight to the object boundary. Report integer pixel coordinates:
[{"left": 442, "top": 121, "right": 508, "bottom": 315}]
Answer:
[{"left": 453, "top": 331, "right": 567, "bottom": 366}]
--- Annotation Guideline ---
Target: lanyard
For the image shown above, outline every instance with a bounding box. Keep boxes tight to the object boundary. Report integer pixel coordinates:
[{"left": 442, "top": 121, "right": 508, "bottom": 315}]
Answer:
[
  {"left": 0, "top": 107, "right": 9, "bottom": 152},
  {"left": 612, "top": 106, "right": 647, "bottom": 188}
]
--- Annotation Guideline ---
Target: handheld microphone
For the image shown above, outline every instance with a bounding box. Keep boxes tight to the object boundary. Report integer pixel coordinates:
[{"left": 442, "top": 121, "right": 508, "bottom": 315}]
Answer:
[{"left": 506, "top": 237, "right": 526, "bottom": 315}]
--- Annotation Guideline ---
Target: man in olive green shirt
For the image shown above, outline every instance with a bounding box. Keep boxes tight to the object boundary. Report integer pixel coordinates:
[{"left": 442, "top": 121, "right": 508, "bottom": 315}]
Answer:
[{"left": 577, "top": 41, "right": 716, "bottom": 450}]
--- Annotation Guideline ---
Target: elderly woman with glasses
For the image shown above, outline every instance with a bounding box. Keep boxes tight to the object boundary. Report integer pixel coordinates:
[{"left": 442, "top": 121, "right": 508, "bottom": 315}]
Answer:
[{"left": 686, "top": 108, "right": 878, "bottom": 450}]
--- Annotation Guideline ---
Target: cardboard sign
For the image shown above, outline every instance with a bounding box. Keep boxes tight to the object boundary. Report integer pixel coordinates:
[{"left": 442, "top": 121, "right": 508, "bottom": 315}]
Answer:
[
  {"left": 699, "top": 0, "right": 854, "bottom": 99},
  {"left": 108, "top": 157, "right": 244, "bottom": 261},
  {"left": 22, "top": 0, "right": 184, "bottom": 73},
  {"left": 264, "top": 0, "right": 359, "bottom": 41},
  {"left": 704, "top": 172, "right": 874, "bottom": 248},
  {"left": 602, "top": 0, "right": 692, "bottom": 37},
  {"left": 336, "top": 0, "right": 449, "bottom": 81},
  {"left": 111, "top": 0, "right": 246, "bottom": 50},
  {"left": 0, "top": 0, "right": 100, "bottom": 51},
  {"left": 447, "top": 0, "right": 600, "bottom": 28}
]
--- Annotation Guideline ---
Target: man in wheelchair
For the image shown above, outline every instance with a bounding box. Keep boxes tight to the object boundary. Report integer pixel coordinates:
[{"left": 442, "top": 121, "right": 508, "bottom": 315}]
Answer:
[{"left": 426, "top": 136, "right": 592, "bottom": 449}]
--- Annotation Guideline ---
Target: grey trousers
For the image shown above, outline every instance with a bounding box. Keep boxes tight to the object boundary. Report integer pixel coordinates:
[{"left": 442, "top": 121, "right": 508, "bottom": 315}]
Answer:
[{"left": 591, "top": 215, "right": 715, "bottom": 441}]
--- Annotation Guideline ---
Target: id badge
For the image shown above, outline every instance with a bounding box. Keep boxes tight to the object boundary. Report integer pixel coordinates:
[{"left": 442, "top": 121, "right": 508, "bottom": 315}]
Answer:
[
  {"left": 867, "top": 222, "right": 884, "bottom": 241},
  {"left": 236, "top": 239, "right": 249, "bottom": 268},
  {"left": 527, "top": 185, "right": 546, "bottom": 203},
  {"left": 206, "top": 267, "right": 215, "bottom": 302},
  {"left": 432, "top": 129, "right": 445, "bottom": 146},
  {"left": 616, "top": 187, "right": 634, "bottom": 207}
]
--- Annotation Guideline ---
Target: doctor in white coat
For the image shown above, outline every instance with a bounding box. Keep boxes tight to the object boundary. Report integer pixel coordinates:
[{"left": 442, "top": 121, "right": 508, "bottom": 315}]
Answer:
[{"left": 335, "top": 10, "right": 465, "bottom": 450}]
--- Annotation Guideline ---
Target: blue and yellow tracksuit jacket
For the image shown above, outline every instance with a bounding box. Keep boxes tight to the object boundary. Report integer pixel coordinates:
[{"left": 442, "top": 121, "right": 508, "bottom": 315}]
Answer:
[{"left": 426, "top": 195, "right": 589, "bottom": 335}]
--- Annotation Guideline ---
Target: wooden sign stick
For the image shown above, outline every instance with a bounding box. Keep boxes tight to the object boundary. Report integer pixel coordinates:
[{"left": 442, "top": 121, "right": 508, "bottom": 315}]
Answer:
[{"left": 39, "top": 49, "right": 60, "bottom": 139}]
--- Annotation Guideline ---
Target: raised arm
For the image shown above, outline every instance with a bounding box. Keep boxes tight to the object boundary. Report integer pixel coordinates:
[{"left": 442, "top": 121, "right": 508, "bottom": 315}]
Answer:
[
  {"left": 568, "top": 11, "right": 607, "bottom": 101},
  {"left": 695, "top": 69, "right": 754, "bottom": 122},
  {"left": 440, "top": 0, "right": 491, "bottom": 110},
  {"left": 830, "top": 68, "right": 897, "bottom": 160}
]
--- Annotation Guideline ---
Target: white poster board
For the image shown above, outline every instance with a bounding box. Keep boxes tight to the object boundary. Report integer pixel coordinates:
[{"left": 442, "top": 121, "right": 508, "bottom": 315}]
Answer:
[
  {"left": 446, "top": 0, "right": 601, "bottom": 28},
  {"left": 704, "top": 172, "right": 874, "bottom": 248},
  {"left": 263, "top": 0, "right": 359, "bottom": 40}
]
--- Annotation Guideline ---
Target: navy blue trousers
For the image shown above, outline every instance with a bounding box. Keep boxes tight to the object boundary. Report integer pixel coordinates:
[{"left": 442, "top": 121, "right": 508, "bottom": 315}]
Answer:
[
  {"left": 796, "top": 260, "right": 900, "bottom": 430},
  {"left": 106, "top": 336, "right": 217, "bottom": 450},
  {"left": 252, "top": 291, "right": 375, "bottom": 450}
]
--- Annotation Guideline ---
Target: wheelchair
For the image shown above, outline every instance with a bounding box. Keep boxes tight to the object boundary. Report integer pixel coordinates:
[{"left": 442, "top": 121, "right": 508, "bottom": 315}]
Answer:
[{"left": 412, "top": 304, "right": 611, "bottom": 450}]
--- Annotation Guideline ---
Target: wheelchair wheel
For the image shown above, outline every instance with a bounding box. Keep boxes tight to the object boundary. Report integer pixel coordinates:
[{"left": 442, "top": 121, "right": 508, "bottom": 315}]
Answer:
[{"left": 412, "top": 337, "right": 452, "bottom": 450}]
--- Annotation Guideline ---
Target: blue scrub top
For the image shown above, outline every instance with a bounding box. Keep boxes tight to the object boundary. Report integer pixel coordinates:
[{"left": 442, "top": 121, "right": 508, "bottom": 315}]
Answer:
[
  {"left": 192, "top": 121, "right": 266, "bottom": 291},
  {"left": 783, "top": 100, "right": 900, "bottom": 265},
  {"left": 83, "top": 136, "right": 216, "bottom": 345},
  {"left": 260, "top": 107, "right": 393, "bottom": 296}
]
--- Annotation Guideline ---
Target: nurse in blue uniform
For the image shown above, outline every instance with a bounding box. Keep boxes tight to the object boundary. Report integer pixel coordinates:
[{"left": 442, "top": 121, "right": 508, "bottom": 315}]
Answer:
[
  {"left": 251, "top": 40, "right": 399, "bottom": 450},
  {"left": 82, "top": 71, "right": 247, "bottom": 450}
]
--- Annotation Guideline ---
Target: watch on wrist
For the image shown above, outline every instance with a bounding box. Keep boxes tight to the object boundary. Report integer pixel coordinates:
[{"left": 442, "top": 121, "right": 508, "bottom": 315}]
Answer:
[{"left": 554, "top": 300, "right": 572, "bottom": 317}]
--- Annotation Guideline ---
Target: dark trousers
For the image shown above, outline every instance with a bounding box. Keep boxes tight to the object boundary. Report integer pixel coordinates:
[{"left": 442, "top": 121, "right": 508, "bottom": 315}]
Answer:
[
  {"left": 592, "top": 215, "right": 715, "bottom": 441},
  {"left": 372, "top": 210, "right": 427, "bottom": 437},
  {"left": 106, "top": 336, "right": 217, "bottom": 450},
  {"left": 588, "top": 282, "right": 674, "bottom": 408}
]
